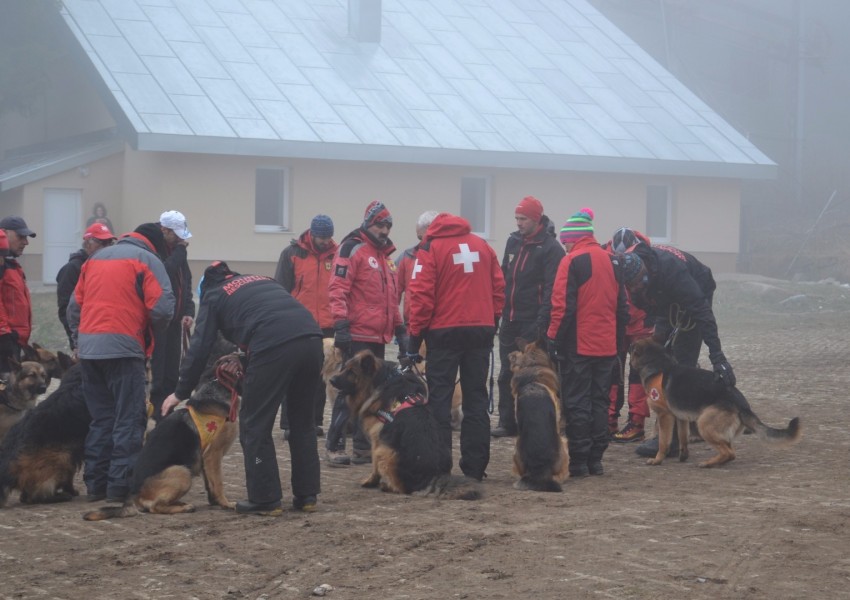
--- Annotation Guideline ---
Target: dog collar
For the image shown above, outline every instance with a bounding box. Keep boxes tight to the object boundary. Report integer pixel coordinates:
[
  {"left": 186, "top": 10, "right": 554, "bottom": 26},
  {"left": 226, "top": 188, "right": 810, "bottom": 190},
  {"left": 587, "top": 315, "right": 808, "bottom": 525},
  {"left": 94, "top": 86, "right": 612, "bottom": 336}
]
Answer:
[{"left": 187, "top": 405, "right": 227, "bottom": 453}]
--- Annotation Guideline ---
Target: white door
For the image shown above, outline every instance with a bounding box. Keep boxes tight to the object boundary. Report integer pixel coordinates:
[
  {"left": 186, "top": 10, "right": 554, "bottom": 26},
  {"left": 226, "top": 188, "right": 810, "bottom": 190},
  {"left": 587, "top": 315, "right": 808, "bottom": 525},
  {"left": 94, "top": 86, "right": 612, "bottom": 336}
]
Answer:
[{"left": 43, "top": 189, "right": 82, "bottom": 284}]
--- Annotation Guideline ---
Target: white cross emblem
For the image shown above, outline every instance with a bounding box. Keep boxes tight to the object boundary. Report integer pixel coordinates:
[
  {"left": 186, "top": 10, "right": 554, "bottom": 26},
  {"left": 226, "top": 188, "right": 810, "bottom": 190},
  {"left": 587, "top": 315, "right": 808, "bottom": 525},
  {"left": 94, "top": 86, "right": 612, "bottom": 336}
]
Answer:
[
  {"left": 411, "top": 258, "right": 423, "bottom": 280},
  {"left": 453, "top": 243, "right": 480, "bottom": 273}
]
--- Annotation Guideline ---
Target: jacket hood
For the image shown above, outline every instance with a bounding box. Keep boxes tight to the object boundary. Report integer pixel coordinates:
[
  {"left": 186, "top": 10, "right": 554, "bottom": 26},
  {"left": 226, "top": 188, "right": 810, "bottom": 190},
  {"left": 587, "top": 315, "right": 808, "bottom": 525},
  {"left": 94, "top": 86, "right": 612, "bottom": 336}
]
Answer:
[
  {"left": 509, "top": 214, "right": 555, "bottom": 244},
  {"left": 68, "top": 248, "right": 88, "bottom": 261},
  {"left": 343, "top": 228, "right": 396, "bottom": 256},
  {"left": 296, "top": 229, "right": 337, "bottom": 256},
  {"left": 425, "top": 213, "right": 471, "bottom": 239}
]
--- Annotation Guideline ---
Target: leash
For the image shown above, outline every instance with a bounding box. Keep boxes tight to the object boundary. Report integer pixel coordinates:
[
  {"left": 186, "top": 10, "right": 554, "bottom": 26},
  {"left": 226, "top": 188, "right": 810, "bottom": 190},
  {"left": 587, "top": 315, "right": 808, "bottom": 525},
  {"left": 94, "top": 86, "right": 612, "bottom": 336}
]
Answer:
[
  {"left": 664, "top": 303, "right": 696, "bottom": 350},
  {"left": 487, "top": 347, "right": 495, "bottom": 415},
  {"left": 214, "top": 361, "right": 243, "bottom": 422},
  {"left": 181, "top": 322, "right": 191, "bottom": 361}
]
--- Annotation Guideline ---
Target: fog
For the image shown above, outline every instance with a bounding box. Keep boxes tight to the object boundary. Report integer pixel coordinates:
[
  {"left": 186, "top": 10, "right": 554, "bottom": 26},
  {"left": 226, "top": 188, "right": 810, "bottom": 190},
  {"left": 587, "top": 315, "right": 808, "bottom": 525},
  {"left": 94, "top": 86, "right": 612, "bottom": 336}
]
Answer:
[{"left": 589, "top": 0, "right": 850, "bottom": 281}]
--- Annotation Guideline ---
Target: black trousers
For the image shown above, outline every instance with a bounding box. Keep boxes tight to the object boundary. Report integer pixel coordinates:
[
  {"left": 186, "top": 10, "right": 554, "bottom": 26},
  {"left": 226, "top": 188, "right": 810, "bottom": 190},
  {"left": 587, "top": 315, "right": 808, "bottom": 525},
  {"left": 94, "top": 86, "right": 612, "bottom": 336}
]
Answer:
[
  {"left": 81, "top": 357, "right": 147, "bottom": 498},
  {"left": 239, "top": 336, "right": 323, "bottom": 504},
  {"left": 426, "top": 340, "right": 492, "bottom": 480},
  {"left": 149, "top": 319, "right": 183, "bottom": 422},
  {"left": 561, "top": 354, "right": 616, "bottom": 467},
  {"left": 496, "top": 319, "right": 536, "bottom": 431},
  {"left": 324, "top": 341, "right": 381, "bottom": 453},
  {"left": 280, "top": 330, "right": 333, "bottom": 430}
]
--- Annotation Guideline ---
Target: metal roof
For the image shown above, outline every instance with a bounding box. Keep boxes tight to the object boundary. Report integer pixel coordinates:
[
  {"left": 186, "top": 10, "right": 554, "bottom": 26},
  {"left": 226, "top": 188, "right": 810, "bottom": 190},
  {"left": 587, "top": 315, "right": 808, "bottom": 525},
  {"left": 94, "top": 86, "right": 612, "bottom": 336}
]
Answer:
[{"left": 59, "top": 0, "right": 776, "bottom": 178}]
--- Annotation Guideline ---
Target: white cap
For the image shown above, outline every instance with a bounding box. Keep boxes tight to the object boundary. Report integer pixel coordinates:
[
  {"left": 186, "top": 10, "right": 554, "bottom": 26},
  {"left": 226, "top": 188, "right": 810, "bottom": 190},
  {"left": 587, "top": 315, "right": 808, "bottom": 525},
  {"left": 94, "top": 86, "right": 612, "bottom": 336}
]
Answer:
[{"left": 159, "top": 210, "right": 192, "bottom": 240}]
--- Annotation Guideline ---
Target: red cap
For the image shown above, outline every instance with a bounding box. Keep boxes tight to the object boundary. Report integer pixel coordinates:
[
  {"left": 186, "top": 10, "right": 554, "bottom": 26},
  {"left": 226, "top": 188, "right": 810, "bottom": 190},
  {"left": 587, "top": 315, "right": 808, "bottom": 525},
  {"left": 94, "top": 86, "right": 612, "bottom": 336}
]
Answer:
[
  {"left": 515, "top": 196, "right": 543, "bottom": 222},
  {"left": 84, "top": 223, "right": 116, "bottom": 241}
]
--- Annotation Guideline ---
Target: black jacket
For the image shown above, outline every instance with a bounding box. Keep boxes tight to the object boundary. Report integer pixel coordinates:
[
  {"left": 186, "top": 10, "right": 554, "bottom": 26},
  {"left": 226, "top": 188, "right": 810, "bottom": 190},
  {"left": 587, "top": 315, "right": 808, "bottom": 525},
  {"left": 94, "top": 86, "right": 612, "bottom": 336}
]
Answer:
[
  {"left": 56, "top": 249, "right": 88, "bottom": 345},
  {"left": 175, "top": 275, "right": 321, "bottom": 399},
  {"left": 162, "top": 244, "right": 195, "bottom": 321},
  {"left": 500, "top": 215, "right": 565, "bottom": 329},
  {"left": 631, "top": 244, "right": 721, "bottom": 359}
]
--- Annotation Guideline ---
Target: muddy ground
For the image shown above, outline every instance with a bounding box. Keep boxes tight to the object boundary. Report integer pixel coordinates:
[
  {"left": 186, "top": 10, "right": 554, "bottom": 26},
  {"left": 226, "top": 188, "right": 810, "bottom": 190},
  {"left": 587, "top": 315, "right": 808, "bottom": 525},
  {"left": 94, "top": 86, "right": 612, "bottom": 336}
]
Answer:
[{"left": 2, "top": 276, "right": 849, "bottom": 599}]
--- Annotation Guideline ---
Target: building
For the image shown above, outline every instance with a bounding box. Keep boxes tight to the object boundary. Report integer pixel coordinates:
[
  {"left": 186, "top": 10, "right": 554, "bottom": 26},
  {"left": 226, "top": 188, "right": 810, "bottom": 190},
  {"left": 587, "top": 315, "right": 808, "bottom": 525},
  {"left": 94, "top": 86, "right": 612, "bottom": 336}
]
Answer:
[{"left": 0, "top": 0, "right": 775, "bottom": 284}]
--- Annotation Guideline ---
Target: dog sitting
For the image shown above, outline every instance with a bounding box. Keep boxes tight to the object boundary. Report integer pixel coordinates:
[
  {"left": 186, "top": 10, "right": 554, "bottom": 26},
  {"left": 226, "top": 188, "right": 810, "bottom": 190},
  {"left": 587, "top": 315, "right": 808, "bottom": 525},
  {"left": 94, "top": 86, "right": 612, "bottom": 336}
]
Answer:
[
  {"left": 0, "top": 360, "right": 48, "bottom": 443},
  {"left": 630, "top": 338, "right": 802, "bottom": 467},
  {"left": 83, "top": 354, "right": 242, "bottom": 520},
  {"left": 509, "top": 338, "right": 569, "bottom": 492},
  {"left": 0, "top": 365, "right": 88, "bottom": 506},
  {"left": 330, "top": 350, "right": 480, "bottom": 500},
  {"left": 22, "top": 343, "right": 75, "bottom": 387}
]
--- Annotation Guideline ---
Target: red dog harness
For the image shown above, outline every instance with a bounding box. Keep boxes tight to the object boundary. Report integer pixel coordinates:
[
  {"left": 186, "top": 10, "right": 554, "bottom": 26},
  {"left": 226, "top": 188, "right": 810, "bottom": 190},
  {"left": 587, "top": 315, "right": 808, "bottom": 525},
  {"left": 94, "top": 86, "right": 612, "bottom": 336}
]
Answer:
[{"left": 377, "top": 393, "right": 427, "bottom": 424}]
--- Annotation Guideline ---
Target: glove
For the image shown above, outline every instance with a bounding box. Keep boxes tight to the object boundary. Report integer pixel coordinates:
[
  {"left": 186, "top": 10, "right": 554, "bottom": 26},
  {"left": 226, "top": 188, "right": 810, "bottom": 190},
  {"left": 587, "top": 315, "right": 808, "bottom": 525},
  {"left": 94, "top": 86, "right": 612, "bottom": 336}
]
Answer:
[
  {"left": 0, "top": 332, "right": 19, "bottom": 358},
  {"left": 333, "top": 320, "right": 352, "bottom": 354},
  {"left": 546, "top": 337, "right": 560, "bottom": 365},
  {"left": 394, "top": 324, "right": 409, "bottom": 351},
  {"left": 407, "top": 335, "right": 423, "bottom": 357},
  {"left": 710, "top": 353, "right": 736, "bottom": 388}
]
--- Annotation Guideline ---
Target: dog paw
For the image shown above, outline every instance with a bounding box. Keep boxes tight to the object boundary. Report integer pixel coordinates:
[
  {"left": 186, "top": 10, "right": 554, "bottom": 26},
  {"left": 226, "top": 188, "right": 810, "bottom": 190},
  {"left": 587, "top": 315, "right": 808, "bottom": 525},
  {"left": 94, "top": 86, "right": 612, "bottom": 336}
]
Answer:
[
  {"left": 221, "top": 501, "right": 237, "bottom": 510},
  {"left": 646, "top": 458, "right": 663, "bottom": 466},
  {"left": 679, "top": 451, "right": 689, "bottom": 462},
  {"left": 361, "top": 476, "right": 380, "bottom": 488}
]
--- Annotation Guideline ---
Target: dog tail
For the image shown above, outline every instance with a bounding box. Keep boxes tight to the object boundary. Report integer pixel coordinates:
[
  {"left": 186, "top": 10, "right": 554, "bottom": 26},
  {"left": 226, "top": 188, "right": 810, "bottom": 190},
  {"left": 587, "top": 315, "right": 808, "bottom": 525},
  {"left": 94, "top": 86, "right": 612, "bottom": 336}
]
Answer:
[
  {"left": 83, "top": 500, "right": 139, "bottom": 521},
  {"left": 414, "top": 474, "right": 482, "bottom": 501},
  {"left": 514, "top": 476, "right": 562, "bottom": 493},
  {"left": 741, "top": 411, "right": 802, "bottom": 446}
]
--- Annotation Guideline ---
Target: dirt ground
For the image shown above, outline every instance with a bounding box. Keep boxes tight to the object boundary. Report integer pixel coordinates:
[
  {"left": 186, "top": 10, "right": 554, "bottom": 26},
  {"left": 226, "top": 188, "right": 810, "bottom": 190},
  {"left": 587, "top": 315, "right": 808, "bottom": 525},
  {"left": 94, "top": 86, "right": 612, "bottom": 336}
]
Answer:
[{"left": 2, "top": 276, "right": 849, "bottom": 600}]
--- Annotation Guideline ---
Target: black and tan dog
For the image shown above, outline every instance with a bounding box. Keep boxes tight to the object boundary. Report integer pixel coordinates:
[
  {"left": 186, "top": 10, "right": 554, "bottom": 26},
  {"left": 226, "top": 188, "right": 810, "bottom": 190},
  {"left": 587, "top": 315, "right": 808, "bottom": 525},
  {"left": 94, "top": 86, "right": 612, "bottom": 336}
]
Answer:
[
  {"left": 0, "top": 360, "right": 48, "bottom": 443},
  {"left": 630, "top": 338, "right": 802, "bottom": 467},
  {"left": 22, "top": 343, "right": 75, "bottom": 387},
  {"left": 0, "top": 365, "right": 88, "bottom": 507},
  {"left": 509, "top": 339, "right": 569, "bottom": 492},
  {"left": 84, "top": 354, "right": 242, "bottom": 520},
  {"left": 330, "top": 350, "right": 480, "bottom": 500}
]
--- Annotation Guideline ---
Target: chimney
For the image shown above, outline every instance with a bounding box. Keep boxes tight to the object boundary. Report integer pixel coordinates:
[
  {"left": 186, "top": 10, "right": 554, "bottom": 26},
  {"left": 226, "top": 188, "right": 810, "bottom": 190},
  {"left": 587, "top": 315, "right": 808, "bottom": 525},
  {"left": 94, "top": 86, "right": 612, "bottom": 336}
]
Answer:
[{"left": 349, "top": 0, "right": 382, "bottom": 43}]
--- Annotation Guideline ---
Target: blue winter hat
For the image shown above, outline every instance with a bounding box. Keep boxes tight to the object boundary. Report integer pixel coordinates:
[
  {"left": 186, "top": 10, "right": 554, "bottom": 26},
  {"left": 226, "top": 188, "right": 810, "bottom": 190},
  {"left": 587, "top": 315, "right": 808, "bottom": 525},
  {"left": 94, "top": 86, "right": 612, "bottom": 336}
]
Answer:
[{"left": 310, "top": 214, "right": 334, "bottom": 238}]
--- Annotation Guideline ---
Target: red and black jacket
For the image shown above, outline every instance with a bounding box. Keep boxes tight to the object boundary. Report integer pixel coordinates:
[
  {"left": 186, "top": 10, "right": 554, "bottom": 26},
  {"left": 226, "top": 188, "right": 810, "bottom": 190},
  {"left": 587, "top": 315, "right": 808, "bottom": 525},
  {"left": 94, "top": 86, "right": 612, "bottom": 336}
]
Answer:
[
  {"left": 407, "top": 214, "right": 505, "bottom": 348},
  {"left": 274, "top": 230, "right": 337, "bottom": 329},
  {"left": 0, "top": 259, "right": 32, "bottom": 346},
  {"left": 328, "top": 229, "right": 402, "bottom": 344},
  {"left": 548, "top": 236, "right": 627, "bottom": 357},
  {"left": 500, "top": 215, "right": 564, "bottom": 330}
]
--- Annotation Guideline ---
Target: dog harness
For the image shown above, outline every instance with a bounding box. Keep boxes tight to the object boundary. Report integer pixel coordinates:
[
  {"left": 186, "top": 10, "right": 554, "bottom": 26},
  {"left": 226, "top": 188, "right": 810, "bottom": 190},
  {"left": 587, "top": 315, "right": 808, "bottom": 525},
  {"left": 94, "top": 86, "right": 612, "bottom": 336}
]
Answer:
[
  {"left": 377, "top": 392, "right": 427, "bottom": 424},
  {"left": 187, "top": 406, "right": 227, "bottom": 453},
  {"left": 643, "top": 372, "right": 665, "bottom": 407}
]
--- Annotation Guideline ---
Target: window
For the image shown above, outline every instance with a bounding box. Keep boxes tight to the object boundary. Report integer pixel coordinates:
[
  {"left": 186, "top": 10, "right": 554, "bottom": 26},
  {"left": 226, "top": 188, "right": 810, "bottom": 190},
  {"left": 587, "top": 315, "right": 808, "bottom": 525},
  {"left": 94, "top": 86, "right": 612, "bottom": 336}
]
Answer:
[
  {"left": 460, "top": 176, "right": 490, "bottom": 237},
  {"left": 646, "top": 184, "right": 671, "bottom": 242},
  {"left": 255, "top": 167, "right": 289, "bottom": 232}
]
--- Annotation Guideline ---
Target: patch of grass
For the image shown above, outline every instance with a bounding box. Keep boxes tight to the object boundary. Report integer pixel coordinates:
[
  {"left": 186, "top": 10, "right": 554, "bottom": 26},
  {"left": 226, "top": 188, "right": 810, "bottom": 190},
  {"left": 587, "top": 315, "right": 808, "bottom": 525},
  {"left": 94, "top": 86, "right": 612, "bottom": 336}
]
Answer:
[{"left": 30, "top": 289, "right": 72, "bottom": 352}]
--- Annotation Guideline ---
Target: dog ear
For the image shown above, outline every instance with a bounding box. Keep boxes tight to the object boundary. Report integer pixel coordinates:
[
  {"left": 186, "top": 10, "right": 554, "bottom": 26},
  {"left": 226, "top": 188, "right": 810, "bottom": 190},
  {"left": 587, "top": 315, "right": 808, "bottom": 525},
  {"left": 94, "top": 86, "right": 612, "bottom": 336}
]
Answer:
[
  {"left": 58, "top": 351, "right": 76, "bottom": 370},
  {"left": 516, "top": 337, "right": 529, "bottom": 352},
  {"left": 21, "top": 345, "right": 39, "bottom": 362},
  {"left": 32, "top": 342, "right": 43, "bottom": 350},
  {"left": 360, "top": 351, "right": 378, "bottom": 376}
]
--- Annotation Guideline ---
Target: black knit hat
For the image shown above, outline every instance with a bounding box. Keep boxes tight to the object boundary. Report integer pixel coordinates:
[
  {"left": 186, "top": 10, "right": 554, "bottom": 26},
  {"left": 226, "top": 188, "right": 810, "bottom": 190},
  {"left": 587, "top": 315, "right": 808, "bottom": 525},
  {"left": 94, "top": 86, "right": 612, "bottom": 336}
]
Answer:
[{"left": 134, "top": 223, "right": 167, "bottom": 258}]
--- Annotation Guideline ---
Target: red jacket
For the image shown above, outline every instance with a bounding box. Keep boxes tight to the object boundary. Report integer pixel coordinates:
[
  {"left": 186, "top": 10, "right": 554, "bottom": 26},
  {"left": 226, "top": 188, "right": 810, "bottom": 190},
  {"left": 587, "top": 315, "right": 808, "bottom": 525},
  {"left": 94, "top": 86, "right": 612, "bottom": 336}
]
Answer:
[
  {"left": 548, "top": 236, "right": 626, "bottom": 357},
  {"left": 68, "top": 233, "right": 175, "bottom": 360},
  {"left": 328, "top": 229, "right": 402, "bottom": 344},
  {"left": 395, "top": 243, "right": 419, "bottom": 325},
  {"left": 407, "top": 214, "right": 505, "bottom": 336},
  {"left": 274, "top": 230, "right": 337, "bottom": 329},
  {"left": 0, "top": 259, "right": 32, "bottom": 345}
]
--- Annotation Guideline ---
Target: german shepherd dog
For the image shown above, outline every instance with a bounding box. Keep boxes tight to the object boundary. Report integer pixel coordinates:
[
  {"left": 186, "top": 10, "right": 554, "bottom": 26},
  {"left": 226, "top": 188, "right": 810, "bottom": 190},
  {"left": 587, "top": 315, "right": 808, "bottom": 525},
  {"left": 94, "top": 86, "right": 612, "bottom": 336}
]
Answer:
[
  {"left": 0, "top": 361, "right": 48, "bottom": 443},
  {"left": 509, "top": 339, "right": 569, "bottom": 491},
  {"left": 330, "top": 350, "right": 480, "bottom": 500},
  {"left": 0, "top": 365, "right": 88, "bottom": 507},
  {"left": 22, "top": 343, "right": 75, "bottom": 387},
  {"left": 83, "top": 354, "right": 242, "bottom": 520},
  {"left": 630, "top": 338, "right": 802, "bottom": 467}
]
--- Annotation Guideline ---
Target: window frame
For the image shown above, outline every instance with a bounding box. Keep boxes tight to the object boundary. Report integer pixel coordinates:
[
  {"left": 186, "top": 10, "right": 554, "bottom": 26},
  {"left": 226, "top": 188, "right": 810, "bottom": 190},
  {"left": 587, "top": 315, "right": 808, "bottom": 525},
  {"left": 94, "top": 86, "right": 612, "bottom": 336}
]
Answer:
[
  {"left": 646, "top": 183, "right": 672, "bottom": 243},
  {"left": 254, "top": 166, "right": 290, "bottom": 233},
  {"left": 460, "top": 175, "right": 492, "bottom": 238}
]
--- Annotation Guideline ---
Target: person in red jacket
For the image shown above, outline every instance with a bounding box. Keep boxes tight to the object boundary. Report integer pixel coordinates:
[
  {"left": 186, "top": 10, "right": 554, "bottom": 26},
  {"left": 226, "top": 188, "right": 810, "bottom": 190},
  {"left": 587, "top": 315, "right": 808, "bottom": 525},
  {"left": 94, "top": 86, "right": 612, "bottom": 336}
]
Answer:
[
  {"left": 547, "top": 209, "right": 627, "bottom": 477},
  {"left": 68, "top": 223, "right": 174, "bottom": 502},
  {"left": 274, "top": 214, "right": 337, "bottom": 437},
  {"left": 405, "top": 213, "right": 505, "bottom": 481},
  {"left": 396, "top": 210, "right": 439, "bottom": 328},
  {"left": 325, "top": 201, "right": 406, "bottom": 466},
  {"left": 604, "top": 227, "right": 653, "bottom": 443},
  {"left": 0, "top": 216, "right": 35, "bottom": 370}
]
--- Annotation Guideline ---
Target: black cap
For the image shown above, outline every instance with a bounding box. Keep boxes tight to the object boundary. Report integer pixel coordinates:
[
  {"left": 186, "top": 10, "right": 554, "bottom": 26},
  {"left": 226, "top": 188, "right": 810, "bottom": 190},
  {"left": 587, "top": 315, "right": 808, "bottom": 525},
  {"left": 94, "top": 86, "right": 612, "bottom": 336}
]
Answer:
[{"left": 0, "top": 216, "right": 36, "bottom": 238}]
